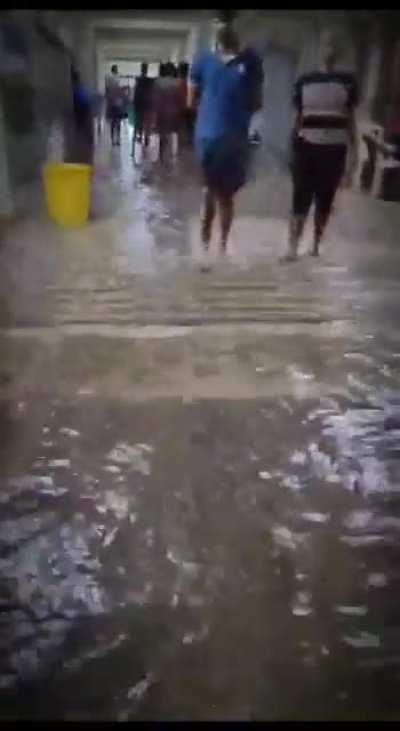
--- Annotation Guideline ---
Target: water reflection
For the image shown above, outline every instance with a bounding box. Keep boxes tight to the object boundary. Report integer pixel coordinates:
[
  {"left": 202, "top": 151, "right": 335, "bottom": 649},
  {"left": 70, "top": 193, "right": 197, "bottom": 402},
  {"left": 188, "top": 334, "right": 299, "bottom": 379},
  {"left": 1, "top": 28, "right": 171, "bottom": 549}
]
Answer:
[
  {"left": 2, "top": 125, "right": 400, "bottom": 720},
  {"left": 0, "top": 334, "right": 400, "bottom": 719}
]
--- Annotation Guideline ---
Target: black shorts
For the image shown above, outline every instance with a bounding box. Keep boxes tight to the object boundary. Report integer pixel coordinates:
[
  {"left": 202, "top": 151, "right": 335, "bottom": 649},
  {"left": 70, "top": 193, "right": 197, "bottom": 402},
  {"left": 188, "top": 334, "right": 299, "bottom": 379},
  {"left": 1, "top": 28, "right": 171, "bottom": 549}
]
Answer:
[
  {"left": 292, "top": 138, "right": 347, "bottom": 218},
  {"left": 108, "top": 105, "right": 123, "bottom": 122},
  {"left": 197, "top": 135, "right": 249, "bottom": 196}
]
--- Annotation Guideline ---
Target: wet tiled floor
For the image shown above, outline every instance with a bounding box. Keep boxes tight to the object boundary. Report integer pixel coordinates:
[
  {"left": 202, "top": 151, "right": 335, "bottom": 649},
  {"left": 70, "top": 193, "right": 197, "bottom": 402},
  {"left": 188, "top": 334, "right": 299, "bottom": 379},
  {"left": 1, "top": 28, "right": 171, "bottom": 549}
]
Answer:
[{"left": 1, "top": 126, "right": 400, "bottom": 719}]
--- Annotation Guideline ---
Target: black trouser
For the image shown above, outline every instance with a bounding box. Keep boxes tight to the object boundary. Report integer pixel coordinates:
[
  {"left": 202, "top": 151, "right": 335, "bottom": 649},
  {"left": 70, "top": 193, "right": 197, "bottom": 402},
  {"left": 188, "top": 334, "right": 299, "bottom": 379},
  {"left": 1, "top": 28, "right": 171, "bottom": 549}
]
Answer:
[
  {"left": 134, "top": 107, "right": 150, "bottom": 143},
  {"left": 292, "top": 138, "right": 347, "bottom": 219}
]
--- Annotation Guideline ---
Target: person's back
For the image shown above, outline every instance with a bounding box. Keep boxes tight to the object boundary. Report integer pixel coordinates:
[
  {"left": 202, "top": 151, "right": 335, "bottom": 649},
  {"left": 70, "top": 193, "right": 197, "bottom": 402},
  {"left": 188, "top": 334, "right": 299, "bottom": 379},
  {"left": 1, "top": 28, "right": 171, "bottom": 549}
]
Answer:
[
  {"left": 191, "top": 42, "right": 263, "bottom": 144},
  {"left": 105, "top": 65, "right": 124, "bottom": 146},
  {"left": 155, "top": 65, "right": 182, "bottom": 130},
  {"left": 105, "top": 69, "right": 123, "bottom": 108},
  {"left": 133, "top": 64, "right": 154, "bottom": 146},
  {"left": 188, "top": 27, "right": 263, "bottom": 268},
  {"left": 134, "top": 65, "right": 153, "bottom": 111},
  {"left": 69, "top": 67, "right": 94, "bottom": 164}
]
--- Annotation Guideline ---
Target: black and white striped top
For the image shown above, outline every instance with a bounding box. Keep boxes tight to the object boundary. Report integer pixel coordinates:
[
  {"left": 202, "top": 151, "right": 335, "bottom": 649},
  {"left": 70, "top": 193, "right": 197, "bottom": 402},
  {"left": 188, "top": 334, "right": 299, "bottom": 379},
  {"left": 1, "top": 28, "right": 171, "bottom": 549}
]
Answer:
[{"left": 293, "top": 71, "right": 358, "bottom": 146}]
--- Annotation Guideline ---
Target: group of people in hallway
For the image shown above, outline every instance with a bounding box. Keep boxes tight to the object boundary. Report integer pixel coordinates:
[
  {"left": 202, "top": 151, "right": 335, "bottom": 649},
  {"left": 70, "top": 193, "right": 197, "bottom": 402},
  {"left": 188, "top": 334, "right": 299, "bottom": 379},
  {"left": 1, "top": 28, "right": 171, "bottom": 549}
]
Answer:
[
  {"left": 70, "top": 25, "right": 358, "bottom": 270},
  {"left": 104, "top": 61, "right": 194, "bottom": 162}
]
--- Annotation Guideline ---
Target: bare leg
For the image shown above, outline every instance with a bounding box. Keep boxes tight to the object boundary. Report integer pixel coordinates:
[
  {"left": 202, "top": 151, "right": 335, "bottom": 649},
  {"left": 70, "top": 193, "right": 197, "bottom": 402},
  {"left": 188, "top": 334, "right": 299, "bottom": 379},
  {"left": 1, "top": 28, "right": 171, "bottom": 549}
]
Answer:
[
  {"left": 135, "top": 114, "right": 143, "bottom": 143},
  {"left": 311, "top": 211, "right": 326, "bottom": 256},
  {"left": 280, "top": 214, "right": 306, "bottom": 263},
  {"left": 159, "top": 134, "right": 166, "bottom": 165},
  {"left": 311, "top": 191, "right": 335, "bottom": 257},
  {"left": 201, "top": 188, "right": 216, "bottom": 250},
  {"left": 143, "top": 118, "right": 150, "bottom": 149},
  {"left": 217, "top": 194, "right": 234, "bottom": 251}
]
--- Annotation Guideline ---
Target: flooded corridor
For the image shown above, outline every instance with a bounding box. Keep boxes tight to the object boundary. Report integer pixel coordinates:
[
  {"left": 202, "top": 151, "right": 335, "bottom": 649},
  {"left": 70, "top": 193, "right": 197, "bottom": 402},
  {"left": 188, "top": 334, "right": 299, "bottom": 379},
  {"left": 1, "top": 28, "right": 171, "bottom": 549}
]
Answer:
[{"left": 2, "top": 128, "right": 400, "bottom": 720}]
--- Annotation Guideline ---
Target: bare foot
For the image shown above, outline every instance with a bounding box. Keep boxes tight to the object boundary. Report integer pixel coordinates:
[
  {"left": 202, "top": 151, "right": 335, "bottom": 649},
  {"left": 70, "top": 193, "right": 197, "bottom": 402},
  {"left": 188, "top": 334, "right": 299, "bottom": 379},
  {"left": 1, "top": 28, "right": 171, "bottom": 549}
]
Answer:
[
  {"left": 279, "top": 252, "right": 298, "bottom": 264},
  {"left": 199, "top": 248, "right": 212, "bottom": 273}
]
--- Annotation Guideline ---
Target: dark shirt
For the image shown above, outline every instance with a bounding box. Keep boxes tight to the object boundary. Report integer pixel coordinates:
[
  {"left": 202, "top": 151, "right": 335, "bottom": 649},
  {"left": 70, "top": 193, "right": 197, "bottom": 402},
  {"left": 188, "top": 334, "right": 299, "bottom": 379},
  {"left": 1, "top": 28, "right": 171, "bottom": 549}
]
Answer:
[{"left": 134, "top": 76, "right": 154, "bottom": 111}]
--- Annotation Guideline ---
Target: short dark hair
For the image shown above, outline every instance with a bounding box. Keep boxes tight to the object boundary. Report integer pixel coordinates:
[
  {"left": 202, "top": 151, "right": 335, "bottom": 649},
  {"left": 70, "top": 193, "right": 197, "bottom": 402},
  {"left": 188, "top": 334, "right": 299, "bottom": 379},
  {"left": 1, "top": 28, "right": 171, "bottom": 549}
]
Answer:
[
  {"left": 178, "top": 62, "right": 189, "bottom": 79},
  {"left": 164, "top": 62, "right": 177, "bottom": 78},
  {"left": 160, "top": 62, "right": 175, "bottom": 78},
  {"left": 111, "top": 64, "right": 118, "bottom": 74},
  {"left": 216, "top": 26, "right": 240, "bottom": 53},
  {"left": 71, "top": 65, "right": 80, "bottom": 85},
  {"left": 141, "top": 62, "right": 148, "bottom": 76}
]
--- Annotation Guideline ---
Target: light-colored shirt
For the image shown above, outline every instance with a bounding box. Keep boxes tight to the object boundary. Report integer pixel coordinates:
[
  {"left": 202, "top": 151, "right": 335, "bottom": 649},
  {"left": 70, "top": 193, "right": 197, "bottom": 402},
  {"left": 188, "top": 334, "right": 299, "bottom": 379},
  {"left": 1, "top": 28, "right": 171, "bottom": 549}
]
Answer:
[
  {"left": 105, "top": 73, "right": 123, "bottom": 107},
  {"left": 294, "top": 71, "right": 358, "bottom": 146}
]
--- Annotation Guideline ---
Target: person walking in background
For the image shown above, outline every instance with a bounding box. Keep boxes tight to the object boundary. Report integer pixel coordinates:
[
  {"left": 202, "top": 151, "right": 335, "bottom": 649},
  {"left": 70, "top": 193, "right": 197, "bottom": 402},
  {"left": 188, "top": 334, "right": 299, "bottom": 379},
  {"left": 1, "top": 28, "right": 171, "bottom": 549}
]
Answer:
[
  {"left": 188, "top": 26, "right": 263, "bottom": 270},
  {"left": 177, "top": 62, "right": 191, "bottom": 148},
  {"left": 105, "top": 64, "right": 124, "bottom": 147},
  {"left": 68, "top": 66, "right": 94, "bottom": 165},
  {"left": 281, "top": 30, "right": 358, "bottom": 262},
  {"left": 92, "top": 91, "right": 104, "bottom": 138},
  {"left": 133, "top": 63, "right": 154, "bottom": 148},
  {"left": 154, "top": 61, "right": 183, "bottom": 168}
]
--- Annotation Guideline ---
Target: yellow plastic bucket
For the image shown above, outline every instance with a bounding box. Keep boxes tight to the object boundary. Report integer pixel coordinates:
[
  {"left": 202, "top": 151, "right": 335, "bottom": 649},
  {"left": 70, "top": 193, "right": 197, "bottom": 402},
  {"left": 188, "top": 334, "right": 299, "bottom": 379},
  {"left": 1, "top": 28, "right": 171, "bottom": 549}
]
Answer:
[{"left": 43, "top": 163, "right": 93, "bottom": 228}]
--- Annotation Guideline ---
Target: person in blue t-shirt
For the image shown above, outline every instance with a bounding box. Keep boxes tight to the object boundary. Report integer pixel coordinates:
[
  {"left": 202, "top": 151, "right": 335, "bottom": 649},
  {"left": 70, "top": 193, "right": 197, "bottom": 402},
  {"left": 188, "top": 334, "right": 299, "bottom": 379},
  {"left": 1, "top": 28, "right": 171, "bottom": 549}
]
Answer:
[{"left": 189, "top": 27, "right": 263, "bottom": 269}]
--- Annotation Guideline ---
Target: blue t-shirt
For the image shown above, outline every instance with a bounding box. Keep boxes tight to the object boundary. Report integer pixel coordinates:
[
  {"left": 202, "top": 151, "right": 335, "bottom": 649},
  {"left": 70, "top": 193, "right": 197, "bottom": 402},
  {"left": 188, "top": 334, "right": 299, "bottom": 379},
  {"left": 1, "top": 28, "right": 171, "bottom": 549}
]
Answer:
[{"left": 190, "top": 49, "right": 263, "bottom": 142}]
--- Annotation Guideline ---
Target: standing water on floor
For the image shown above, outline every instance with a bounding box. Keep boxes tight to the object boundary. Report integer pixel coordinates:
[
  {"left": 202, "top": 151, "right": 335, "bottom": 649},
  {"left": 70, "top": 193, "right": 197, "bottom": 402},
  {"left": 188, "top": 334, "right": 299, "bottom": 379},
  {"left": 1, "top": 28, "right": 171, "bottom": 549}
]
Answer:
[
  {"left": 2, "top": 128, "right": 400, "bottom": 719},
  {"left": 1, "top": 326, "right": 400, "bottom": 719}
]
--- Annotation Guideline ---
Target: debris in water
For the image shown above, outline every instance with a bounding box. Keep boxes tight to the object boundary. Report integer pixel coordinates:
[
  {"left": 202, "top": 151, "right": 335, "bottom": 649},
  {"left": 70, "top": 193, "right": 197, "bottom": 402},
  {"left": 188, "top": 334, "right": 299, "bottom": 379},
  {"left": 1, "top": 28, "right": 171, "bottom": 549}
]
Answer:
[
  {"left": 258, "top": 471, "right": 272, "bottom": 480},
  {"left": 127, "top": 672, "right": 156, "bottom": 702},
  {"left": 366, "top": 573, "right": 387, "bottom": 589},
  {"left": 107, "top": 443, "right": 152, "bottom": 475},
  {"left": 104, "top": 492, "right": 129, "bottom": 520},
  {"left": 272, "top": 526, "right": 305, "bottom": 552},
  {"left": 335, "top": 605, "right": 368, "bottom": 617},
  {"left": 340, "top": 534, "right": 387, "bottom": 547},
  {"left": 59, "top": 427, "right": 80, "bottom": 438},
  {"left": 342, "top": 510, "right": 373, "bottom": 531},
  {"left": 291, "top": 450, "right": 307, "bottom": 466},
  {"left": 301, "top": 512, "right": 330, "bottom": 524},
  {"left": 103, "top": 527, "right": 118, "bottom": 547},
  {"left": 166, "top": 549, "right": 200, "bottom": 577},
  {"left": 288, "top": 365, "right": 315, "bottom": 382},
  {"left": 103, "top": 465, "right": 121, "bottom": 474},
  {"left": 136, "top": 443, "right": 154, "bottom": 453},
  {"left": 281, "top": 474, "right": 302, "bottom": 491},
  {"left": 292, "top": 605, "right": 313, "bottom": 617},
  {"left": 182, "top": 625, "right": 209, "bottom": 645},
  {"left": 343, "top": 632, "right": 380, "bottom": 649},
  {"left": 48, "top": 459, "right": 71, "bottom": 469}
]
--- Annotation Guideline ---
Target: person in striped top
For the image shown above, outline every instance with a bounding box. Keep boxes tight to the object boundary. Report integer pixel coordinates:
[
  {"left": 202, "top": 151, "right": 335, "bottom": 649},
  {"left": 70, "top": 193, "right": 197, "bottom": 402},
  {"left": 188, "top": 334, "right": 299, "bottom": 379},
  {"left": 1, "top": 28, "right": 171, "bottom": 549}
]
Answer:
[{"left": 282, "top": 31, "right": 359, "bottom": 262}]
